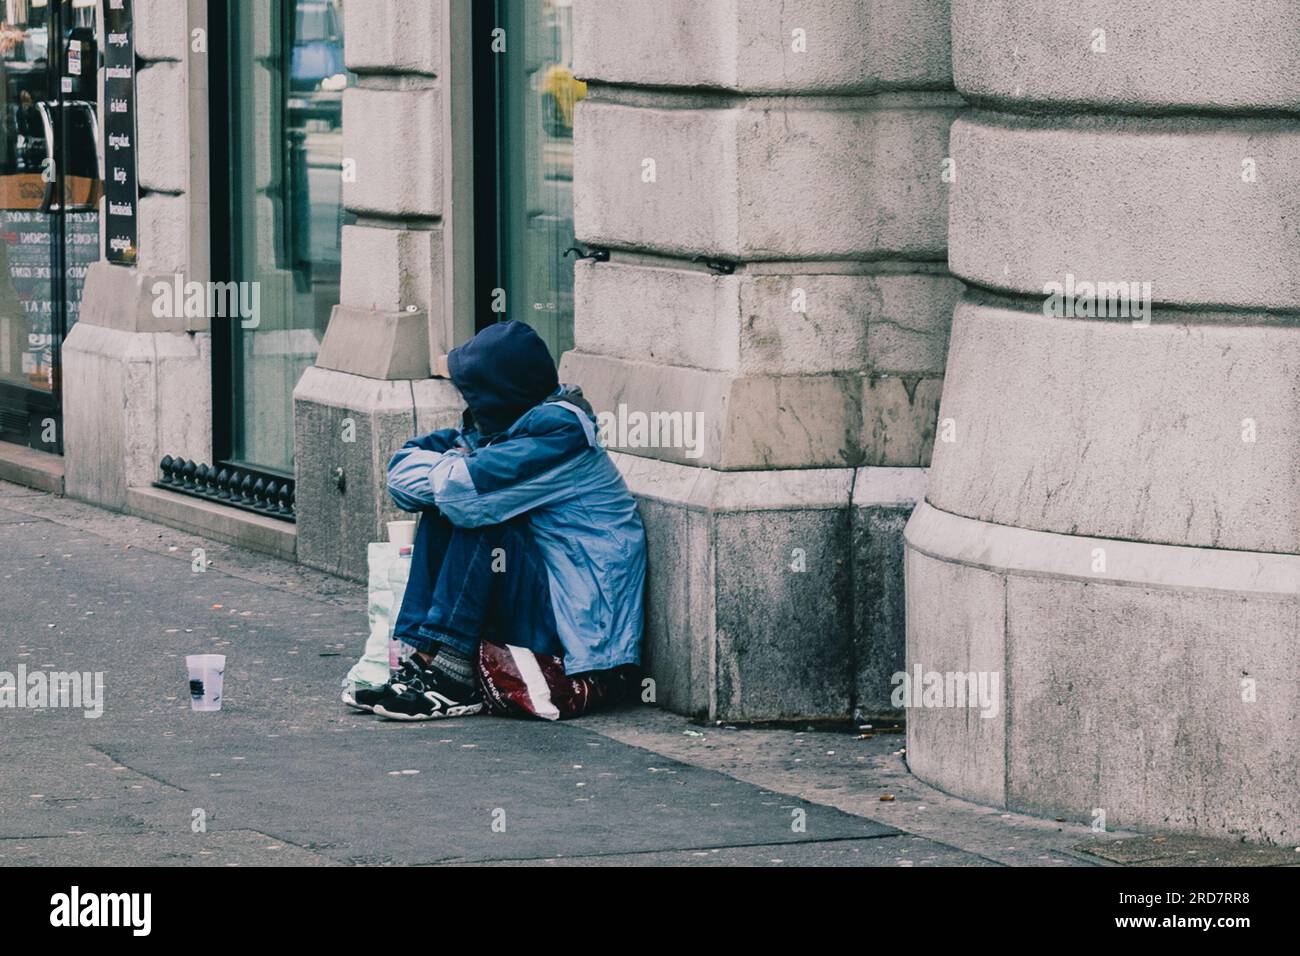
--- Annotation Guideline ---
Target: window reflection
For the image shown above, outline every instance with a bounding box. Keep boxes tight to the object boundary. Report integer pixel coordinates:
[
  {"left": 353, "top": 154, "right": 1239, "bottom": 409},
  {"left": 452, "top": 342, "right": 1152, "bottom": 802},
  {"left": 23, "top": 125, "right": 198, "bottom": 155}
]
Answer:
[
  {"left": 228, "top": 0, "right": 351, "bottom": 473},
  {"left": 0, "top": 1, "right": 52, "bottom": 395},
  {"left": 495, "top": 0, "right": 584, "bottom": 360},
  {"left": 0, "top": 0, "right": 98, "bottom": 410}
]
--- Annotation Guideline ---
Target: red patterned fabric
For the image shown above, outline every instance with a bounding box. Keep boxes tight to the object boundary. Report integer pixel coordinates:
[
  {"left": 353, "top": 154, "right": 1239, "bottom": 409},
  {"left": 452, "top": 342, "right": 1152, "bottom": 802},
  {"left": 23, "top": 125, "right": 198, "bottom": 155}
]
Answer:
[{"left": 477, "top": 641, "right": 630, "bottom": 720}]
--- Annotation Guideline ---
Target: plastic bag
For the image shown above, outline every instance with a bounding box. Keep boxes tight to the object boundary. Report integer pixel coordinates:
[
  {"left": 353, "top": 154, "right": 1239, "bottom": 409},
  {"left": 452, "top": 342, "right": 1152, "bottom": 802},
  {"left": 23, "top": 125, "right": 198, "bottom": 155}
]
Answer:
[
  {"left": 343, "top": 541, "right": 413, "bottom": 693},
  {"left": 477, "top": 641, "right": 634, "bottom": 720},
  {"left": 385, "top": 545, "right": 413, "bottom": 670}
]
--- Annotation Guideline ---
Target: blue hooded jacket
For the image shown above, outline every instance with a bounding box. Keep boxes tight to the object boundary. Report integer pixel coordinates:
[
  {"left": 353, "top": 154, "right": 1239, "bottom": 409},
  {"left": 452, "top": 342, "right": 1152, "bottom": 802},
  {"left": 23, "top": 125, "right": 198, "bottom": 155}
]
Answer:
[{"left": 386, "top": 321, "right": 646, "bottom": 675}]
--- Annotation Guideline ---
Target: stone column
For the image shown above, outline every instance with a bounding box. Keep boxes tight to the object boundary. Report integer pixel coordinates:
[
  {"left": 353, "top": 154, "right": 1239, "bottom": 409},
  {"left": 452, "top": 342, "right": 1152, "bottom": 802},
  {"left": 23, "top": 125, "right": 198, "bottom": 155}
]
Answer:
[
  {"left": 906, "top": 0, "right": 1300, "bottom": 842},
  {"left": 63, "top": 0, "right": 209, "bottom": 510},
  {"left": 564, "top": 0, "right": 962, "bottom": 720},
  {"left": 293, "top": 0, "right": 472, "bottom": 581}
]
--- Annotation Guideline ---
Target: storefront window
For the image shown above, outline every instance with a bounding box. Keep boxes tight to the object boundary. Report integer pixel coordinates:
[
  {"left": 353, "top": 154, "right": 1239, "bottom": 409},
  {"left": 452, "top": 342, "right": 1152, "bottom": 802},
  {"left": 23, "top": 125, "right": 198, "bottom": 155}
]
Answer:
[
  {"left": 214, "top": 0, "right": 350, "bottom": 475},
  {"left": 0, "top": 0, "right": 99, "bottom": 451},
  {"left": 475, "top": 0, "right": 581, "bottom": 360}
]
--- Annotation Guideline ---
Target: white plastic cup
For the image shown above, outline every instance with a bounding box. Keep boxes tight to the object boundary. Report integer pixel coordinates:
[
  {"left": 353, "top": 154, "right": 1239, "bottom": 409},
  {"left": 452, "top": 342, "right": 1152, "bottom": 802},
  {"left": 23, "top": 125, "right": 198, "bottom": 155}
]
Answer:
[
  {"left": 387, "top": 520, "right": 417, "bottom": 547},
  {"left": 187, "top": 654, "right": 226, "bottom": 712}
]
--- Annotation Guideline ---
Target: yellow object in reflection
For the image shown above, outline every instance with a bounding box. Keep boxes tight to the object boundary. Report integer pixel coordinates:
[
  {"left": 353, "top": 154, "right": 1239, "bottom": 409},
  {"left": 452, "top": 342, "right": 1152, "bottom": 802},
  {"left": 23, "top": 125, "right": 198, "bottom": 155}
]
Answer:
[{"left": 540, "top": 64, "right": 587, "bottom": 131}]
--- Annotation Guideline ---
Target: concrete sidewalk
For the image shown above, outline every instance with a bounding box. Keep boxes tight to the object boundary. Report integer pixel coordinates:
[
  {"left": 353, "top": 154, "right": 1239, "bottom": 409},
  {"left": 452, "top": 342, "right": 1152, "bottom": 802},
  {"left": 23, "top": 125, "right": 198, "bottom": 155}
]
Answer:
[{"left": 0, "top": 481, "right": 1292, "bottom": 867}]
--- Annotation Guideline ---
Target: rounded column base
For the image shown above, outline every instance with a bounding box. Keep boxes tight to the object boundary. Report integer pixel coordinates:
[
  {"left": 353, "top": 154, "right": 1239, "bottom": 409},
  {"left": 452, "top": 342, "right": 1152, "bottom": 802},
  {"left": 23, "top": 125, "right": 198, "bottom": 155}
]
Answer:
[{"left": 903, "top": 501, "right": 1299, "bottom": 844}]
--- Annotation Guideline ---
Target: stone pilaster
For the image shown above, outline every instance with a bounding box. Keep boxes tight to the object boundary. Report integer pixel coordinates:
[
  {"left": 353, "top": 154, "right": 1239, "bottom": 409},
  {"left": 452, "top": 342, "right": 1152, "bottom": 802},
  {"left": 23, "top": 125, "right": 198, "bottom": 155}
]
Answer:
[
  {"left": 292, "top": 0, "right": 469, "bottom": 581},
  {"left": 564, "top": 0, "right": 962, "bottom": 719},
  {"left": 907, "top": 0, "right": 1300, "bottom": 842},
  {"left": 63, "top": 0, "right": 209, "bottom": 510}
]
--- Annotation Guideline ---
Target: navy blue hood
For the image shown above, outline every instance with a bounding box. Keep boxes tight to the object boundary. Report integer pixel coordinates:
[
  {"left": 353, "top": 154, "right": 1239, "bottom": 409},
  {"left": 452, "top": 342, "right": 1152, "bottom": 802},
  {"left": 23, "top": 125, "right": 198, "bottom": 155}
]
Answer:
[{"left": 447, "top": 321, "right": 559, "bottom": 437}]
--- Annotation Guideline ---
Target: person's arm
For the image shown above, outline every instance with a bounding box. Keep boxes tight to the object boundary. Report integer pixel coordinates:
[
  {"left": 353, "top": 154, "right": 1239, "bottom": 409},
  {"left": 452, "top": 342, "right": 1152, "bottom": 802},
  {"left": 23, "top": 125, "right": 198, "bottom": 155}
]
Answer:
[
  {"left": 385, "top": 428, "right": 464, "bottom": 512},
  {"left": 387, "top": 404, "right": 593, "bottom": 525},
  {"left": 401, "top": 427, "right": 462, "bottom": 454}
]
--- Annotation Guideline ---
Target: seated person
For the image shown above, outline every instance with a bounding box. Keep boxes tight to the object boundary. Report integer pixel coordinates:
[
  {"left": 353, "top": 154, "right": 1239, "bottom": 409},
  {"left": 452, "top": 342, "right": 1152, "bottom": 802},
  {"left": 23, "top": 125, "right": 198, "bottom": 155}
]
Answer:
[{"left": 353, "top": 320, "right": 646, "bottom": 721}]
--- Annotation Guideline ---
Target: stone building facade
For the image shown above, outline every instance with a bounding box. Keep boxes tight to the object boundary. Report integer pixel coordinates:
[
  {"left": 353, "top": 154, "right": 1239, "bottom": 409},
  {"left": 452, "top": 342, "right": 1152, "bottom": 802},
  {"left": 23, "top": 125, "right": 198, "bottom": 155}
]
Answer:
[{"left": 0, "top": 0, "right": 1292, "bottom": 843}]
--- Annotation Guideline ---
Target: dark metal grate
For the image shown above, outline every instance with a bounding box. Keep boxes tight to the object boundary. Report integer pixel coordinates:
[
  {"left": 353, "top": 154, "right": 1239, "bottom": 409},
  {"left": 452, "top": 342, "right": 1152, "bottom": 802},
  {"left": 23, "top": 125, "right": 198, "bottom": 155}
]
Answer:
[
  {"left": 154, "top": 455, "right": 295, "bottom": 522},
  {"left": 0, "top": 408, "right": 26, "bottom": 435}
]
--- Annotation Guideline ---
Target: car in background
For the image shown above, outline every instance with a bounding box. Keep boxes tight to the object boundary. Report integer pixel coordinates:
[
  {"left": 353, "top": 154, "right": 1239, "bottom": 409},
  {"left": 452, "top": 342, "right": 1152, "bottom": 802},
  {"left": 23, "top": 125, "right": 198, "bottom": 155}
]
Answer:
[{"left": 289, "top": 0, "right": 347, "bottom": 128}]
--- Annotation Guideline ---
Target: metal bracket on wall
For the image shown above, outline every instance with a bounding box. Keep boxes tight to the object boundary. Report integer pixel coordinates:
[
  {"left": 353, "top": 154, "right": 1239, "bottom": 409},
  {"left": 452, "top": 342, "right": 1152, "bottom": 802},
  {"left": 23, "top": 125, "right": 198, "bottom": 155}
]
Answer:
[
  {"left": 563, "top": 246, "right": 610, "bottom": 262},
  {"left": 690, "top": 255, "right": 735, "bottom": 275}
]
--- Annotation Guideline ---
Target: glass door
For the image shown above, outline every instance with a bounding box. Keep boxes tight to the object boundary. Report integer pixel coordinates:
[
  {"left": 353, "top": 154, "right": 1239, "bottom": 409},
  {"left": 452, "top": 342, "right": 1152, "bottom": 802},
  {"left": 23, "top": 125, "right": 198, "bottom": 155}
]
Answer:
[
  {"left": 212, "top": 0, "right": 349, "bottom": 479},
  {"left": 0, "top": 0, "right": 99, "bottom": 453},
  {"left": 474, "top": 0, "right": 583, "bottom": 359}
]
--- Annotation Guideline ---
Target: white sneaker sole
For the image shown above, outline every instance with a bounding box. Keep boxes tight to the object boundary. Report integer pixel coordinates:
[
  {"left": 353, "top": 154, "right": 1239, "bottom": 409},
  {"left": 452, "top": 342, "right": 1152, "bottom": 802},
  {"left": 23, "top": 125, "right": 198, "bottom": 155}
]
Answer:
[
  {"left": 373, "top": 701, "right": 483, "bottom": 721},
  {"left": 341, "top": 689, "right": 376, "bottom": 713}
]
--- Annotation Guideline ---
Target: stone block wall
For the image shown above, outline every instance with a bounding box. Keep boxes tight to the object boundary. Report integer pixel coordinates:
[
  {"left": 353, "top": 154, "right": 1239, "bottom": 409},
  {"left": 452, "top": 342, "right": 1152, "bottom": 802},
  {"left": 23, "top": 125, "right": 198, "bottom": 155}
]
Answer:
[{"left": 563, "top": 0, "right": 963, "bottom": 720}]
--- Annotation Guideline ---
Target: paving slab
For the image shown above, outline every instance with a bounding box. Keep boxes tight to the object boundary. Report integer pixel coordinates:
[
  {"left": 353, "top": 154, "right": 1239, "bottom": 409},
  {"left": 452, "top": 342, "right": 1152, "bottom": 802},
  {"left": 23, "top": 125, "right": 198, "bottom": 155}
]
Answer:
[
  {"left": 469, "top": 834, "right": 996, "bottom": 867},
  {"left": 1076, "top": 835, "right": 1300, "bottom": 868}
]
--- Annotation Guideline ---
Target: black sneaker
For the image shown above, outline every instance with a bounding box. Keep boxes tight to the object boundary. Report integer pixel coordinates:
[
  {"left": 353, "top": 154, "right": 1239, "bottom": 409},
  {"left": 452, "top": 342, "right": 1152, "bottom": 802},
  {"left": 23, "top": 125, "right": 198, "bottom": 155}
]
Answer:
[
  {"left": 373, "top": 659, "right": 483, "bottom": 721},
  {"left": 342, "top": 658, "right": 419, "bottom": 713}
]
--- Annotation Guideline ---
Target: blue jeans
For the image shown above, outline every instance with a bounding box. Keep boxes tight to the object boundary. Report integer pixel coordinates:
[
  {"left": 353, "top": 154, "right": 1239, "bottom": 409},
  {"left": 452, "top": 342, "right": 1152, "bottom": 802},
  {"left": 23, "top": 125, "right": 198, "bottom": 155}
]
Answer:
[{"left": 393, "top": 510, "right": 564, "bottom": 659}]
